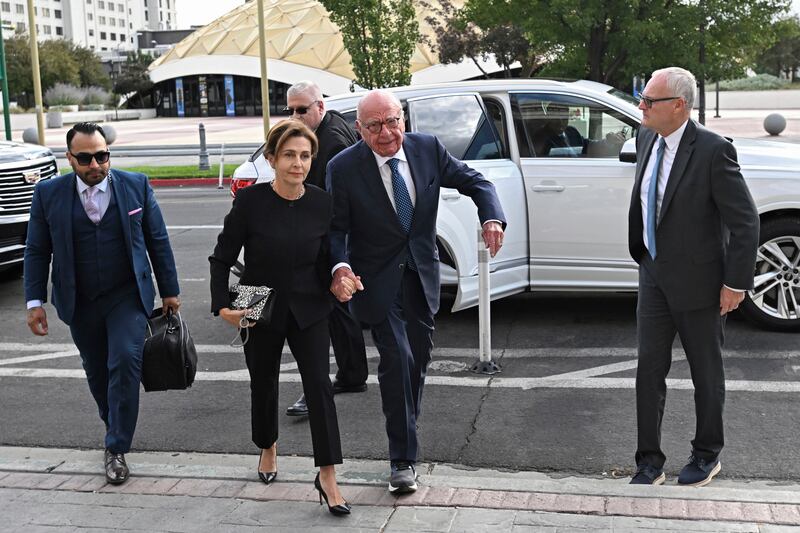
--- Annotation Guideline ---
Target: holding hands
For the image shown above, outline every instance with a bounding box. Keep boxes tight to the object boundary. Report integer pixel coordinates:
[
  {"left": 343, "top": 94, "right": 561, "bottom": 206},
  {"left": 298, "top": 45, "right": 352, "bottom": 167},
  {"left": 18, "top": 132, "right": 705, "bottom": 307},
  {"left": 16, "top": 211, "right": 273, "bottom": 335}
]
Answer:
[{"left": 331, "top": 267, "right": 364, "bottom": 303}]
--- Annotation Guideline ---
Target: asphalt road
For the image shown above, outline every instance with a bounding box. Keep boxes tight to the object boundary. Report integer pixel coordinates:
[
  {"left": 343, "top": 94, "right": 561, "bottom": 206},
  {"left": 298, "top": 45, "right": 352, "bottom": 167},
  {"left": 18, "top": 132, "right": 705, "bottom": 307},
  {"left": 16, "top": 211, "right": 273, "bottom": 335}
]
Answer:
[{"left": 1, "top": 188, "right": 798, "bottom": 482}]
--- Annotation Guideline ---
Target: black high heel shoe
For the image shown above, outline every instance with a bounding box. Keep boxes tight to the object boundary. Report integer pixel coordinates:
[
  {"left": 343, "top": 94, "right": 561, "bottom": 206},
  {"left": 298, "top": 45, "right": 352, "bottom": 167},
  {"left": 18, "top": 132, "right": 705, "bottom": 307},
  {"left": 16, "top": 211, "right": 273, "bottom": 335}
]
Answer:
[
  {"left": 314, "top": 472, "right": 351, "bottom": 516},
  {"left": 257, "top": 448, "right": 277, "bottom": 485}
]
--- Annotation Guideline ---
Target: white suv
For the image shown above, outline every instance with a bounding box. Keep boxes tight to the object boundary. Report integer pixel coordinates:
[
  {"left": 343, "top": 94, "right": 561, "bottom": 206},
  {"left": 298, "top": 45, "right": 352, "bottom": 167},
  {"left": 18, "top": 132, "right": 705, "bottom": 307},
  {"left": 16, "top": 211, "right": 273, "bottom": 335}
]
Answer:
[{"left": 231, "top": 79, "right": 800, "bottom": 331}]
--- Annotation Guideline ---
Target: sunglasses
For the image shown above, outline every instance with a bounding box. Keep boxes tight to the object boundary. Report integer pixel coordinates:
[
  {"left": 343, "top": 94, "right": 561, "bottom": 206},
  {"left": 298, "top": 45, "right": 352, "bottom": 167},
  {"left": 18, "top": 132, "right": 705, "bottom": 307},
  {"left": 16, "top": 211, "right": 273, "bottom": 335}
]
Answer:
[
  {"left": 70, "top": 150, "right": 110, "bottom": 166},
  {"left": 282, "top": 100, "right": 319, "bottom": 115},
  {"left": 638, "top": 95, "right": 680, "bottom": 109}
]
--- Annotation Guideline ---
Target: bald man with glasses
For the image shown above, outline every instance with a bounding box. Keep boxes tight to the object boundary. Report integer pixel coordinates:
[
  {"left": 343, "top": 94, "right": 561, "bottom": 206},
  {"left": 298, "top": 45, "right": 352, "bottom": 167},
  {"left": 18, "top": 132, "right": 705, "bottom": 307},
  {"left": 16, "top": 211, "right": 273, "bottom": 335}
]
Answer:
[{"left": 24, "top": 122, "right": 180, "bottom": 486}]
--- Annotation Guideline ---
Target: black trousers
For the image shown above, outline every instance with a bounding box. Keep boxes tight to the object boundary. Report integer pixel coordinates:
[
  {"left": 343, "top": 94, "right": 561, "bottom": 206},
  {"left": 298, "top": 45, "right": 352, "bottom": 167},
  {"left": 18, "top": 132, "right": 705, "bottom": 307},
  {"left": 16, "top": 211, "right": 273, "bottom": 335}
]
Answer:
[
  {"left": 635, "top": 257, "right": 726, "bottom": 469},
  {"left": 370, "top": 268, "right": 435, "bottom": 463},
  {"left": 329, "top": 300, "right": 368, "bottom": 386},
  {"left": 243, "top": 312, "right": 342, "bottom": 467}
]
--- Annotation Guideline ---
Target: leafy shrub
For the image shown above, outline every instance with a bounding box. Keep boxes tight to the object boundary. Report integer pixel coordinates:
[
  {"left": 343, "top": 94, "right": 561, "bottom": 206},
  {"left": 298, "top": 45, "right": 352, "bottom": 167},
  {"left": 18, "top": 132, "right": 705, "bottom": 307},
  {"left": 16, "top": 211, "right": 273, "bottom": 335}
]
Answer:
[
  {"left": 718, "top": 74, "right": 791, "bottom": 91},
  {"left": 83, "top": 86, "right": 110, "bottom": 105},
  {"left": 44, "top": 83, "right": 85, "bottom": 106}
]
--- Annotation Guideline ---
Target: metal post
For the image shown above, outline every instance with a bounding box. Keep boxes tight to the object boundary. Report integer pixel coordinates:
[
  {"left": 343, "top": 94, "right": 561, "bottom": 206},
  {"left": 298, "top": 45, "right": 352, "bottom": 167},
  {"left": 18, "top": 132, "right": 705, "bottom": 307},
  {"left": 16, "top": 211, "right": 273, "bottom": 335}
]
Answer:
[
  {"left": 198, "top": 123, "right": 210, "bottom": 171},
  {"left": 471, "top": 228, "right": 501, "bottom": 375},
  {"left": 256, "top": 0, "right": 271, "bottom": 142},
  {"left": 0, "top": 23, "right": 13, "bottom": 140},
  {"left": 714, "top": 80, "right": 721, "bottom": 118},
  {"left": 698, "top": 0, "right": 706, "bottom": 126},
  {"left": 26, "top": 0, "right": 45, "bottom": 145},
  {"left": 217, "top": 142, "right": 225, "bottom": 189}
]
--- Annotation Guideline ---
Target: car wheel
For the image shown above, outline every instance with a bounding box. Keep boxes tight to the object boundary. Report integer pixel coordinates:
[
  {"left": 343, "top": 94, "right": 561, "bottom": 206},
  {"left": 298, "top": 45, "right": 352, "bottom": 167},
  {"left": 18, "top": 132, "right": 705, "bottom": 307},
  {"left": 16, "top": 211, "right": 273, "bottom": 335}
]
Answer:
[{"left": 739, "top": 216, "right": 800, "bottom": 331}]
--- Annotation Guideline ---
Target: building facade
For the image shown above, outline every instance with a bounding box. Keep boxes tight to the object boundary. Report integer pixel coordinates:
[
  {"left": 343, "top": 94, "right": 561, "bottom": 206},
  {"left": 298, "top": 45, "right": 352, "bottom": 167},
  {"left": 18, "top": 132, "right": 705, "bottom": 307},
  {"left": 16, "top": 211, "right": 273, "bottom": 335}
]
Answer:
[{"left": 0, "top": 0, "right": 177, "bottom": 54}]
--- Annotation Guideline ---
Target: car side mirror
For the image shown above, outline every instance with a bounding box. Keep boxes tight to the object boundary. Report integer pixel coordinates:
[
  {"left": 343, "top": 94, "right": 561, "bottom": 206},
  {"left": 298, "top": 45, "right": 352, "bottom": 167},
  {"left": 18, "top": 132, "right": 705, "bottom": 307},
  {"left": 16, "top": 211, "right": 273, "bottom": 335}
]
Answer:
[{"left": 619, "top": 138, "right": 637, "bottom": 163}]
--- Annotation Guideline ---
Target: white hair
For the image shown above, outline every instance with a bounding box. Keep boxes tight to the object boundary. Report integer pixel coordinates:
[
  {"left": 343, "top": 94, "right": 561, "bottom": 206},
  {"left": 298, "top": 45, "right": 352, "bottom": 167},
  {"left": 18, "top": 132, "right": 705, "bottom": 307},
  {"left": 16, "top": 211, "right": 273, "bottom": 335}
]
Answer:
[
  {"left": 287, "top": 81, "right": 322, "bottom": 101},
  {"left": 357, "top": 90, "right": 404, "bottom": 120},
  {"left": 652, "top": 67, "right": 697, "bottom": 110}
]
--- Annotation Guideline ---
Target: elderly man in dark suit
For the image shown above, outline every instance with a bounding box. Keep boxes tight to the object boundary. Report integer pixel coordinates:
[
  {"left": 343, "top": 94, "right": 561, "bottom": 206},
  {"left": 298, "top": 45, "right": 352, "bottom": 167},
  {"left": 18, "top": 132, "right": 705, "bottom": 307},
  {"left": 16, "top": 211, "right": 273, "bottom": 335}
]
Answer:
[
  {"left": 24, "top": 122, "right": 180, "bottom": 485},
  {"left": 282, "top": 81, "right": 368, "bottom": 418},
  {"left": 627, "top": 67, "right": 759, "bottom": 487},
  {"left": 327, "top": 90, "right": 506, "bottom": 494}
]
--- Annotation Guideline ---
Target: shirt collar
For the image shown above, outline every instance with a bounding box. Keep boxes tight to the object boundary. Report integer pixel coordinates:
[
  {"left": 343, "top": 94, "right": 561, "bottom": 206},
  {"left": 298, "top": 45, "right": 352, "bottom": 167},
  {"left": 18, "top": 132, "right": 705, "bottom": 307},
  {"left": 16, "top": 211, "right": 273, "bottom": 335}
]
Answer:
[
  {"left": 371, "top": 146, "right": 407, "bottom": 169},
  {"left": 76, "top": 173, "right": 110, "bottom": 195},
  {"left": 660, "top": 119, "right": 689, "bottom": 151}
]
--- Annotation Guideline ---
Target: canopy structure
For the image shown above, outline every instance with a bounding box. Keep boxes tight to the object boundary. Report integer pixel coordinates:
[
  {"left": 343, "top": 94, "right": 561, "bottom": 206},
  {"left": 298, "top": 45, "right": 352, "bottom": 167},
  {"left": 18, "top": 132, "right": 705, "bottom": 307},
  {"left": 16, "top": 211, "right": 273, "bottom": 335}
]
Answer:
[{"left": 148, "top": 0, "right": 498, "bottom": 95}]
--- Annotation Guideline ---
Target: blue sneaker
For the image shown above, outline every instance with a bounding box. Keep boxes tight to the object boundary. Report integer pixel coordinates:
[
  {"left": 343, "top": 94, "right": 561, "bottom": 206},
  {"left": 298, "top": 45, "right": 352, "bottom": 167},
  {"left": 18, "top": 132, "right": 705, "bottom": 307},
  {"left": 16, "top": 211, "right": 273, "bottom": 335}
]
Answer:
[
  {"left": 389, "top": 461, "right": 417, "bottom": 494},
  {"left": 630, "top": 464, "right": 665, "bottom": 485},
  {"left": 678, "top": 455, "right": 721, "bottom": 487}
]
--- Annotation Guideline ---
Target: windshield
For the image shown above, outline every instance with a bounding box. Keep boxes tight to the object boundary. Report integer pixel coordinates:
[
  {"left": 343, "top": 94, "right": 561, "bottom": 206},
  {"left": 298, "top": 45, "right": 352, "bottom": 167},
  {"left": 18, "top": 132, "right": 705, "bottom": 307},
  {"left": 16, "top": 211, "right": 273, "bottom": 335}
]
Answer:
[{"left": 607, "top": 88, "right": 639, "bottom": 106}]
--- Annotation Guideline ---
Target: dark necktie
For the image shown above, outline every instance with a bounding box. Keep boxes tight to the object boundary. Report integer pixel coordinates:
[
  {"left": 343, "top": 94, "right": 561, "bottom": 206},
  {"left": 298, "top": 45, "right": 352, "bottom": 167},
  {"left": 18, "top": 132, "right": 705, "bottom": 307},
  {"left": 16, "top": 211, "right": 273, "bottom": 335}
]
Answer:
[
  {"left": 387, "top": 158, "right": 414, "bottom": 233},
  {"left": 387, "top": 158, "right": 416, "bottom": 270},
  {"left": 646, "top": 138, "right": 667, "bottom": 259}
]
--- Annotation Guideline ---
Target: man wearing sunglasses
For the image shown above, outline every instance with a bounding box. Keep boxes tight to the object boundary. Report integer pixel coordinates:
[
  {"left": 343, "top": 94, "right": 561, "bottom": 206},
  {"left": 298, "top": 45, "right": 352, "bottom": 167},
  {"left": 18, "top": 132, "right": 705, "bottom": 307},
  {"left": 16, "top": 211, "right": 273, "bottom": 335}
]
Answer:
[
  {"left": 627, "top": 68, "right": 758, "bottom": 487},
  {"left": 24, "top": 122, "right": 180, "bottom": 486},
  {"left": 282, "top": 81, "right": 369, "bottom": 418}
]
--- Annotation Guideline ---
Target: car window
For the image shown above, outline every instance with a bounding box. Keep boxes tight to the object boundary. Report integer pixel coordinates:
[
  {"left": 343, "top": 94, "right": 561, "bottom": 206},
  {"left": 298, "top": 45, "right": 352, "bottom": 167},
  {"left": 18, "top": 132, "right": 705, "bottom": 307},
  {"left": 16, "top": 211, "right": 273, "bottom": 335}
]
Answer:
[
  {"left": 511, "top": 93, "right": 637, "bottom": 158},
  {"left": 482, "top": 98, "right": 509, "bottom": 158},
  {"left": 408, "top": 94, "right": 502, "bottom": 161}
]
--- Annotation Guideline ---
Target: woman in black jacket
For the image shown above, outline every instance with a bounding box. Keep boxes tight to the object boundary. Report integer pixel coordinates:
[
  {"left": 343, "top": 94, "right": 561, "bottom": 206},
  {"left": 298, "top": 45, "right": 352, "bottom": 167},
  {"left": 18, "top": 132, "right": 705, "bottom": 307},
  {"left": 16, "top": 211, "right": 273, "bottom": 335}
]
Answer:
[{"left": 209, "top": 120, "right": 351, "bottom": 515}]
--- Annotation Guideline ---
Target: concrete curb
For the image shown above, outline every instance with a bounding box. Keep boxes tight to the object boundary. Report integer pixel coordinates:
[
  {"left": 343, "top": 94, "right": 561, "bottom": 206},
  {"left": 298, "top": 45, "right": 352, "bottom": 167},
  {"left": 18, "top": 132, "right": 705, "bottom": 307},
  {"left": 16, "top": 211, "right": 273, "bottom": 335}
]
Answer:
[
  {"left": 1, "top": 447, "right": 799, "bottom": 526},
  {"left": 149, "top": 177, "right": 232, "bottom": 187}
]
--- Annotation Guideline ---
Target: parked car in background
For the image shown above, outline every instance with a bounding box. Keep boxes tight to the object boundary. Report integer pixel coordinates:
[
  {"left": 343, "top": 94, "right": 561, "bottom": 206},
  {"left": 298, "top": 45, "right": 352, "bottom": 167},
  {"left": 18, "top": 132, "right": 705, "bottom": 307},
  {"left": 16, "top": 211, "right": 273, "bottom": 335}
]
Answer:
[
  {"left": 230, "top": 79, "right": 800, "bottom": 331},
  {"left": 0, "top": 141, "right": 58, "bottom": 275}
]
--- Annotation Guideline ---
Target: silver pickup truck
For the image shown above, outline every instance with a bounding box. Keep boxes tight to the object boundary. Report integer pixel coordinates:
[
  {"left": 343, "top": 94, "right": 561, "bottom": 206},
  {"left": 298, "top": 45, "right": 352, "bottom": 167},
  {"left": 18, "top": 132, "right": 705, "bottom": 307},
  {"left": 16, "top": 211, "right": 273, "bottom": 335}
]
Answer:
[{"left": 231, "top": 79, "right": 800, "bottom": 332}]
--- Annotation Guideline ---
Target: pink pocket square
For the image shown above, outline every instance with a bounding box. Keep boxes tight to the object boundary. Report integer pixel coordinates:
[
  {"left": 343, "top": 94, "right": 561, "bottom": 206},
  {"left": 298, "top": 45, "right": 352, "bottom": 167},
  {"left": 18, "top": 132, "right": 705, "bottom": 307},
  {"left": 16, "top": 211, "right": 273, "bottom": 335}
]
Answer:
[{"left": 128, "top": 207, "right": 142, "bottom": 216}]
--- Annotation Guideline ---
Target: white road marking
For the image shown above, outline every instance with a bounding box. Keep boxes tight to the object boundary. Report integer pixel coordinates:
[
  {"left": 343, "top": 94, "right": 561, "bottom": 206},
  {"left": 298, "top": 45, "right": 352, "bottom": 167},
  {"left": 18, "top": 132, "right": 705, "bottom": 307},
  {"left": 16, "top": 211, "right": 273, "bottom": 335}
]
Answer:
[
  {"left": 0, "top": 367, "right": 797, "bottom": 392},
  {"left": 166, "top": 225, "right": 223, "bottom": 230},
  {"left": 0, "top": 350, "right": 79, "bottom": 366}
]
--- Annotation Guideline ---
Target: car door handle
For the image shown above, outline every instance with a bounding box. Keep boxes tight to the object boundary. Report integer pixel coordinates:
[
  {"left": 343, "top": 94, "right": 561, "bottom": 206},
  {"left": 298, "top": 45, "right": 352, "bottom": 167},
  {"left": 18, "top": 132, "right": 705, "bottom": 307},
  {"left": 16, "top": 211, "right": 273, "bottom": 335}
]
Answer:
[
  {"left": 531, "top": 183, "right": 565, "bottom": 192},
  {"left": 441, "top": 191, "right": 461, "bottom": 200}
]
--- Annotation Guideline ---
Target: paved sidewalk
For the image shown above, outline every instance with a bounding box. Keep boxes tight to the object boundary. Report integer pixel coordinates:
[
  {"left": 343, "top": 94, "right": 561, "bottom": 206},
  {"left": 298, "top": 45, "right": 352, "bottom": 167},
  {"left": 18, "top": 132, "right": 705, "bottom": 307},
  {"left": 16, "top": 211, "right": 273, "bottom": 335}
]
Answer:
[{"left": 1, "top": 447, "right": 799, "bottom": 532}]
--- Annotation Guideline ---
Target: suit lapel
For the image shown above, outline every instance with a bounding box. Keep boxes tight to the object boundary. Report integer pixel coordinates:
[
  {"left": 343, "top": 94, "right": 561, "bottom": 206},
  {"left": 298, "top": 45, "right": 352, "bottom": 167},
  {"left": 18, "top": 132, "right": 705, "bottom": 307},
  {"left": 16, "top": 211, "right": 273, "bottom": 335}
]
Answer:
[
  {"left": 58, "top": 173, "right": 76, "bottom": 261},
  {"left": 403, "top": 136, "right": 426, "bottom": 233},
  {"left": 658, "top": 120, "right": 696, "bottom": 224},
  {"left": 633, "top": 130, "right": 657, "bottom": 198},
  {"left": 358, "top": 143, "right": 405, "bottom": 232},
  {"left": 110, "top": 170, "right": 134, "bottom": 257}
]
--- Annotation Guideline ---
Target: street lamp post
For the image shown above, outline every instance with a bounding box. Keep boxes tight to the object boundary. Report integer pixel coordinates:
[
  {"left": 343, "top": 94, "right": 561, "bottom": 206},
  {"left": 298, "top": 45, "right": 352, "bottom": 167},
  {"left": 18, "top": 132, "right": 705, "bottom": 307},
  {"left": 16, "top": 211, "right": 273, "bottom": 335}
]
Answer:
[
  {"left": 26, "top": 0, "right": 45, "bottom": 145},
  {"left": 257, "top": 0, "right": 271, "bottom": 142},
  {"left": 0, "top": 23, "right": 13, "bottom": 140}
]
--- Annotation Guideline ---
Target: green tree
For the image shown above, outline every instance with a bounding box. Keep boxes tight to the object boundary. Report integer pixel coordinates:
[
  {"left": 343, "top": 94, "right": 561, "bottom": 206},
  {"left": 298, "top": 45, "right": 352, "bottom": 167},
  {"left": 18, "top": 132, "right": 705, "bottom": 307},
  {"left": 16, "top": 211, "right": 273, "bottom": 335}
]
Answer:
[
  {"left": 321, "top": 0, "right": 419, "bottom": 88},
  {"left": 113, "top": 51, "right": 154, "bottom": 108},
  {"left": 755, "top": 15, "right": 800, "bottom": 81},
  {"left": 71, "top": 44, "right": 112, "bottom": 90},
  {"left": 463, "top": 0, "right": 789, "bottom": 89}
]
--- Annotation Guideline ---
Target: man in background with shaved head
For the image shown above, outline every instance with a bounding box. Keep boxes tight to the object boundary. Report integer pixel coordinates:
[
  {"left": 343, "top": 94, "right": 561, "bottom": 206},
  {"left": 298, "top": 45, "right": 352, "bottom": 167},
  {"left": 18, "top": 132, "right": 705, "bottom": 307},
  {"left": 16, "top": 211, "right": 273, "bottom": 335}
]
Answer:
[{"left": 326, "top": 90, "right": 506, "bottom": 494}]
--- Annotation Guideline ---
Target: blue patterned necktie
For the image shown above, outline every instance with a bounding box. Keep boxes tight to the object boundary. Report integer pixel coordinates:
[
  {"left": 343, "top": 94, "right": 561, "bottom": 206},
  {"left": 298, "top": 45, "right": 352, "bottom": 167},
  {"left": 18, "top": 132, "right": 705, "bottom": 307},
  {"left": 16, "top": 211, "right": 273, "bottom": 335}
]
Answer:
[
  {"left": 387, "top": 157, "right": 416, "bottom": 270},
  {"left": 646, "top": 138, "right": 667, "bottom": 259},
  {"left": 387, "top": 158, "right": 414, "bottom": 233}
]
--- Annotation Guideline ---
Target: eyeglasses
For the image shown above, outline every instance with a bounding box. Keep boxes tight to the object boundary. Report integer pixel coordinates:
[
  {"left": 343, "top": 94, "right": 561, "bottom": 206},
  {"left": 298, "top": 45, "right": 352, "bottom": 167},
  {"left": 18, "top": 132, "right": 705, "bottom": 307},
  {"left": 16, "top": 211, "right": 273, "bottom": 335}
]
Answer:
[
  {"left": 359, "top": 117, "right": 403, "bottom": 134},
  {"left": 69, "top": 150, "right": 110, "bottom": 166},
  {"left": 282, "top": 101, "right": 319, "bottom": 115},
  {"left": 638, "top": 95, "right": 680, "bottom": 109}
]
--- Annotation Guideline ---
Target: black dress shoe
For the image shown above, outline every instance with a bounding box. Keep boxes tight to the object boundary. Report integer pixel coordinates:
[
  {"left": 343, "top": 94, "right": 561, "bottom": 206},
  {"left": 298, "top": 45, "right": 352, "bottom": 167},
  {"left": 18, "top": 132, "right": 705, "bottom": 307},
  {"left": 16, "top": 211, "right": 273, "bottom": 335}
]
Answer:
[
  {"left": 104, "top": 449, "right": 129, "bottom": 485},
  {"left": 332, "top": 381, "right": 368, "bottom": 394},
  {"left": 286, "top": 394, "right": 308, "bottom": 416},
  {"left": 257, "top": 447, "right": 277, "bottom": 484}
]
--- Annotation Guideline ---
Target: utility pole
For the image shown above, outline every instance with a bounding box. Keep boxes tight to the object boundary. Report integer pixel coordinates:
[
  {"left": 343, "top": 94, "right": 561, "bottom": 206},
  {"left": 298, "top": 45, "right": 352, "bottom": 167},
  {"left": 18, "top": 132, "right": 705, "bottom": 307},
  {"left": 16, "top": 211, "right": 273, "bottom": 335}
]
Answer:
[
  {"left": 26, "top": 0, "right": 45, "bottom": 145},
  {"left": 256, "top": 0, "right": 271, "bottom": 142},
  {"left": 0, "top": 23, "right": 13, "bottom": 140}
]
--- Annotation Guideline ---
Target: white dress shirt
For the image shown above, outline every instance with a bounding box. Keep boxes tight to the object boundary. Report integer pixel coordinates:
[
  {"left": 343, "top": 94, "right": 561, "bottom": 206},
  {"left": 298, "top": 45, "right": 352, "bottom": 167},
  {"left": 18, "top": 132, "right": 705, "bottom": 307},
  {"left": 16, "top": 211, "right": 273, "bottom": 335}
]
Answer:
[
  {"left": 373, "top": 147, "right": 416, "bottom": 209},
  {"left": 639, "top": 119, "right": 688, "bottom": 253},
  {"left": 27, "top": 175, "right": 112, "bottom": 309}
]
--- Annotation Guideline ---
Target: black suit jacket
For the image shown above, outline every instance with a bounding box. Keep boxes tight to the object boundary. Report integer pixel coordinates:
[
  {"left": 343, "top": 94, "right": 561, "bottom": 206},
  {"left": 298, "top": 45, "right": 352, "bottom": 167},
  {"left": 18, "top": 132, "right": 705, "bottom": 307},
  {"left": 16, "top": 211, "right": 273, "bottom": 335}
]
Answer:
[
  {"left": 306, "top": 110, "right": 358, "bottom": 190},
  {"left": 209, "top": 183, "right": 333, "bottom": 330},
  {"left": 327, "top": 133, "right": 506, "bottom": 324},
  {"left": 628, "top": 120, "right": 759, "bottom": 311}
]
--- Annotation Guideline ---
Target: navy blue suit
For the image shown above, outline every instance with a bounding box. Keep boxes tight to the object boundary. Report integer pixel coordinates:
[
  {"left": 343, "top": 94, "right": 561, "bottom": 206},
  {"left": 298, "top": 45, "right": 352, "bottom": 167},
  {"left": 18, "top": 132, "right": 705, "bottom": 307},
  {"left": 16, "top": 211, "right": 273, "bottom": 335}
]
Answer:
[
  {"left": 327, "top": 133, "right": 505, "bottom": 463},
  {"left": 24, "top": 169, "right": 179, "bottom": 453}
]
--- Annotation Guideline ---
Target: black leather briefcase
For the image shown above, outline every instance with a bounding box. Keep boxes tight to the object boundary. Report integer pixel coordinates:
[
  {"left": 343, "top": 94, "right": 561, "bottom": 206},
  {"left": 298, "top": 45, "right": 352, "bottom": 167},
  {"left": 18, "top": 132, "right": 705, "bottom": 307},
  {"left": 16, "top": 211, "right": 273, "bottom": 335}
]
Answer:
[{"left": 141, "top": 308, "right": 198, "bottom": 392}]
